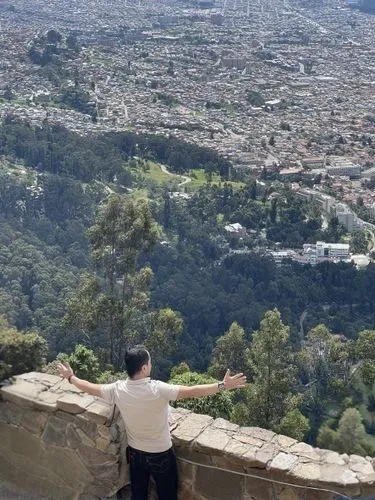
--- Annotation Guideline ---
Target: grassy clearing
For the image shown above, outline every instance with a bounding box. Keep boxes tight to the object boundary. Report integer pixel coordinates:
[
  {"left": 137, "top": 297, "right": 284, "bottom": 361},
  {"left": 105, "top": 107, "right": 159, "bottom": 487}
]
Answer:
[
  {"left": 186, "top": 168, "right": 245, "bottom": 191},
  {"left": 143, "top": 161, "right": 181, "bottom": 184}
]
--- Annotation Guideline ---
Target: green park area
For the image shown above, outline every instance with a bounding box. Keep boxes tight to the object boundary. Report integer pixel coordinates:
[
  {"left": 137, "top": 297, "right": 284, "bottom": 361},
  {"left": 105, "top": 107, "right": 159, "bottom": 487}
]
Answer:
[{"left": 139, "top": 161, "right": 244, "bottom": 191}]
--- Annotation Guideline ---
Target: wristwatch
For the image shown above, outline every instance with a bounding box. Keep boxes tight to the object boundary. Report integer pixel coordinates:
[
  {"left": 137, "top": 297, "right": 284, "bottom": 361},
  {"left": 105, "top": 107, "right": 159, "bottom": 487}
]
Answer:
[{"left": 217, "top": 381, "right": 225, "bottom": 391}]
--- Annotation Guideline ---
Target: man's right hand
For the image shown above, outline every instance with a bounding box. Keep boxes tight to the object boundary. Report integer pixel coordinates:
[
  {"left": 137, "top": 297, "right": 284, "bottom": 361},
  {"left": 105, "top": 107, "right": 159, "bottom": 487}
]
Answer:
[
  {"left": 223, "top": 369, "right": 247, "bottom": 390},
  {"left": 57, "top": 361, "right": 74, "bottom": 380}
]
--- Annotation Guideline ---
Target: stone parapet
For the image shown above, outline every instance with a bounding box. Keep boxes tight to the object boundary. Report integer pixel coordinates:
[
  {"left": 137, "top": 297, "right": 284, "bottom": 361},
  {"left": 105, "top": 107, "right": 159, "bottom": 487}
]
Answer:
[
  {"left": 170, "top": 411, "right": 375, "bottom": 500},
  {"left": 0, "top": 372, "right": 128, "bottom": 499},
  {"left": 1, "top": 372, "right": 375, "bottom": 500}
]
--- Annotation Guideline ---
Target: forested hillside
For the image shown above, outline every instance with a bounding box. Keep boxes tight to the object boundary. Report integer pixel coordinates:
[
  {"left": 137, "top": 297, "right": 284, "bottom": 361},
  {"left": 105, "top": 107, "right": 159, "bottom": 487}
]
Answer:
[{"left": 1, "top": 117, "right": 375, "bottom": 454}]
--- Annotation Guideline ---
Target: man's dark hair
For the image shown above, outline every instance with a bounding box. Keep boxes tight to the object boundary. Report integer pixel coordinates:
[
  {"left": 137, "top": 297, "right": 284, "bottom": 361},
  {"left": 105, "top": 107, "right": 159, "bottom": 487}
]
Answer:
[{"left": 125, "top": 345, "right": 150, "bottom": 378}]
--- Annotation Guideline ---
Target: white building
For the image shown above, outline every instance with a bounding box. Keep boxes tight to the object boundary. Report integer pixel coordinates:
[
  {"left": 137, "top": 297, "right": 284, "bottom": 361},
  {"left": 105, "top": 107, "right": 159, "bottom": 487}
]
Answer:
[
  {"left": 224, "top": 223, "right": 247, "bottom": 238},
  {"left": 327, "top": 157, "right": 361, "bottom": 179},
  {"left": 315, "top": 241, "right": 350, "bottom": 259}
]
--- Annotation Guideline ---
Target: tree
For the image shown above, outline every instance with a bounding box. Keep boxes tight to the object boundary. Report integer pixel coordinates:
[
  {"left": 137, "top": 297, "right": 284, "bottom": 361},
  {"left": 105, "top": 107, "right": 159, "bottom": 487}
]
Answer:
[
  {"left": 337, "top": 408, "right": 367, "bottom": 455},
  {"left": 57, "top": 344, "right": 101, "bottom": 382},
  {"left": 0, "top": 318, "right": 47, "bottom": 381},
  {"left": 208, "top": 322, "right": 250, "bottom": 379},
  {"left": 169, "top": 370, "right": 234, "bottom": 420},
  {"left": 317, "top": 424, "right": 339, "bottom": 450},
  {"left": 246, "top": 309, "right": 298, "bottom": 430},
  {"left": 63, "top": 195, "right": 182, "bottom": 372},
  {"left": 299, "top": 324, "right": 352, "bottom": 437},
  {"left": 356, "top": 330, "right": 375, "bottom": 386},
  {"left": 277, "top": 409, "right": 310, "bottom": 441},
  {"left": 269, "top": 135, "right": 275, "bottom": 147},
  {"left": 270, "top": 198, "right": 277, "bottom": 224},
  {"left": 350, "top": 230, "right": 368, "bottom": 254}
]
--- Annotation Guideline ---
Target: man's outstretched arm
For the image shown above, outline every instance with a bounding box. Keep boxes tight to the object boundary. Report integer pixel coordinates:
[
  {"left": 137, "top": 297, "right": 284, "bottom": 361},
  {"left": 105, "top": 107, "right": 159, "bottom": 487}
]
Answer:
[
  {"left": 57, "top": 362, "right": 104, "bottom": 398},
  {"left": 176, "top": 369, "right": 246, "bottom": 400}
]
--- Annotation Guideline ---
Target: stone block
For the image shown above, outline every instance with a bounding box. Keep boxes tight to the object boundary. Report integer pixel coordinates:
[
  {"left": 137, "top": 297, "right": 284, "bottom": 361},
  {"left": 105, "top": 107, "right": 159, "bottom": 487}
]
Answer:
[
  {"left": 0, "top": 401, "right": 24, "bottom": 426},
  {"left": 23, "top": 411, "right": 53, "bottom": 437},
  {"left": 85, "top": 399, "right": 113, "bottom": 425},
  {"left": 172, "top": 413, "right": 213, "bottom": 445},
  {"left": 56, "top": 393, "right": 94, "bottom": 414},
  {"left": 42, "top": 415, "right": 67, "bottom": 447},
  {"left": 289, "top": 462, "right": 322, "bottom": 482},
  {"left": 16, "top": 372, "right": 60, "bottom": 388},
  {"left": 212, "top": 417, "right": 239, "bottom": 432},
  {"left": 243, "top": 447, "right": 268, "bottom": 469},
  {"left": 233, "top": 432, "right": 264, "bottom": 448},
  {"left": 350, "top": 460, "right": 373, "bottom": 474},
  {"left": 320, "top": 450, "right": 346, "bottom": 466},
  {"left": 35, "top": 390, "right": 61, "bottom": 412},
  {"left": 319, "top": 464, "right": 360, "bottom": 495},
  {"left": 77, "top": 443, "right": 118, "bottom": 469},
  {"left": 240, "top": 427, "right": 276, "bottom": 443},
  {"left": 0, "top": 422, "right": 93, "bottom": 494},
  {"left": 57, "top": 411, "right": 98, "bottom": 440},
  {"left": 290, "top": 442, "right": 321, "bottom": 462},
  {"left": 194, "top": 426, "right": 231, "bottom": 454},
  {"left": 255, "top": 443, "right": 279, "bottom": 468},
  {"left": 1, "top": 381, "right": 46, "bottom": 408},
  {"left": 269, "top": 452, "right": 299, "bottom": 472},
  {"left": 224, "top": 437, "right": 251, "bottom": 461},
  {"left": 274, "top": 434, "right": 297, "bottom": 449}
]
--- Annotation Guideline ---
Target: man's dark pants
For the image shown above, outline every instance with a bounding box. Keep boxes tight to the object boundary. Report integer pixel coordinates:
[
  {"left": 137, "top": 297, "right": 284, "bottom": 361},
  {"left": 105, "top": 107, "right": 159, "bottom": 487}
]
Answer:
[{"left": 127, "top": 446, "right": 178, "bottom": 500}]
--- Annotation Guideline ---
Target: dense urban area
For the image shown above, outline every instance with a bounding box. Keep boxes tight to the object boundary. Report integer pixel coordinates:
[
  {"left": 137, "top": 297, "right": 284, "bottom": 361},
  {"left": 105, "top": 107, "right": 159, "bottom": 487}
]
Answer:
[{"left": 1, "top": 0, "right": 375, "bottom": 462}]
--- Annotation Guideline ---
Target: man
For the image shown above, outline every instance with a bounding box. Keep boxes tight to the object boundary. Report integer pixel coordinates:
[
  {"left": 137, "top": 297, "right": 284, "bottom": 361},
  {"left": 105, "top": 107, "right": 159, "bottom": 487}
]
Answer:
[{"left": 57, "top": 345, "right": 246, "bottom": 500}]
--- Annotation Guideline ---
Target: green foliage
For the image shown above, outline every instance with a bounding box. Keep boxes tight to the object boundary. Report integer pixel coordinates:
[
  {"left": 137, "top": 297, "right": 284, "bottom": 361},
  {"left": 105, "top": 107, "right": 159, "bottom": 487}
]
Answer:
[
  {"left": 277, "top": 409, "right": 310, "bottom": 441},
  {"left": 208, "top": 322, "right": 250, "bottom": 379},
  {"left": 356, "top": 330, "right": 375, "bottom": 360},
  {"left": 169, "top": 371, "right": 233, "bottom": 420},
  {"left": 337, "top": 408, "right": 367, "bottom": 454},
  {"left": 97, "top": 370, "right": 128, "bottom": 384},
  {"left": 246, "top": 90, "right": 265, "bottom": 107},
  {"left": 299, "top": 324, "right": 352, "bottom": 439},
  {"left": 246, "top": 309, "right": 298, "bottom": 429},
  {"left": 0, "top": 319, "right": 47, "bottom": 380},
  {"left": 317, "top": 425, "right": 340, "bottom": 450},
  {"left": 170, "top": 362, "right": 190, "bottom": 378},
  {"left": 64, "top": 195, "right": 181, "bottom": 373},
  {"left": 317, "top": 408, "right": 371, "bottom": 456},
  {"left": 57, "top": 344, "right": 100, "bottom": 382},
  {"left": 350, "top": 230, "right": 368, "bottom": 254}
]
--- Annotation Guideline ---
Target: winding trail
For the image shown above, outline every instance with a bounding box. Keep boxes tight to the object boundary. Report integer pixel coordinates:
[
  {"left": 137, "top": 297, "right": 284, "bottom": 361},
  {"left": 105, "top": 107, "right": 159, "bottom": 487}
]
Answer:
[{"left": 159, "top": 164, "right": 192, "bottom": 187}]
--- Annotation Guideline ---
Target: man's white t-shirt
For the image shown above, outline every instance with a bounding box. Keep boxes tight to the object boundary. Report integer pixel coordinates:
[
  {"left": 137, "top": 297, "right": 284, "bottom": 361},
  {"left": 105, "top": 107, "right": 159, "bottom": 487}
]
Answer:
[{"left": 101, "top": 377, "right": 179, "bottom": 453}]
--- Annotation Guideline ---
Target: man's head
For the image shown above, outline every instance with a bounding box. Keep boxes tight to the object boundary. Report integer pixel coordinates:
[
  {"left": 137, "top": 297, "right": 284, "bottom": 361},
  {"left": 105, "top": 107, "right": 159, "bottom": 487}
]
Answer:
[{"left": 125, "top": 345, "right": 151, "bottom": 379}]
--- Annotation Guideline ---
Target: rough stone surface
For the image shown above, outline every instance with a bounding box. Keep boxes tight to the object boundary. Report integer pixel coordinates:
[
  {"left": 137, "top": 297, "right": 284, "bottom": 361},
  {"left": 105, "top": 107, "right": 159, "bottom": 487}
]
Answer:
[
  {"left": 0, "top": 373, "right": 128, "bottom": 499},
  {"left": 194, "top": 427, "right": 231, "bottom": 454},
  {"left": 269, "top": 452, "right": 299, "bottom": 471},
  {"left": 172, "top": 413, "right": 213, "bottom": 445},
  {"left": 1, "top": 372, "right": 375, "bottom": 500}
]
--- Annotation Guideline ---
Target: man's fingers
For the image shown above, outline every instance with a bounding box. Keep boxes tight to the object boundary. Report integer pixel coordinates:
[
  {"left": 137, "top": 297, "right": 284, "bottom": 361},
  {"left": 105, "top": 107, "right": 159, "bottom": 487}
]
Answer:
[{"left": 232, "top": 373, "right": 244, "bottom": 379}]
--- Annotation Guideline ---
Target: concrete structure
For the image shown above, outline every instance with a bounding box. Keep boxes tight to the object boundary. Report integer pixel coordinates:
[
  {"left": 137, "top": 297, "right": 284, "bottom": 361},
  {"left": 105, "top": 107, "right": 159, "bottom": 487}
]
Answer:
[
  {"left": 327, "top": 157, "right": 361, "bottom": 179},
  {"left": 315, "top": 240, "right": 350, "bottom": 259},
  {"left": 224, "top": 222, "right": 247, "bottom": 237},
  {"left": 1, "top": 372, "right": 375, "bottom": 500},
  {"left": 334, "top": 203, "right": 363, "bottom": 233},
  {"left": 302, "top": 156, "right": 325, "bottom": 169}
]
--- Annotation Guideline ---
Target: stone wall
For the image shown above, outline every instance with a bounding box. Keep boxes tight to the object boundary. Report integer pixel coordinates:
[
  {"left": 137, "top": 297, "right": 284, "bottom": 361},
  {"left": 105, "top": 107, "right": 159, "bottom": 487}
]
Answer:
[
  {"left": 0, "top": 372, "right": 128, "bottom": 499},
  {"left": 1, "top": 372, "right": 375, "bottom": 500}
]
